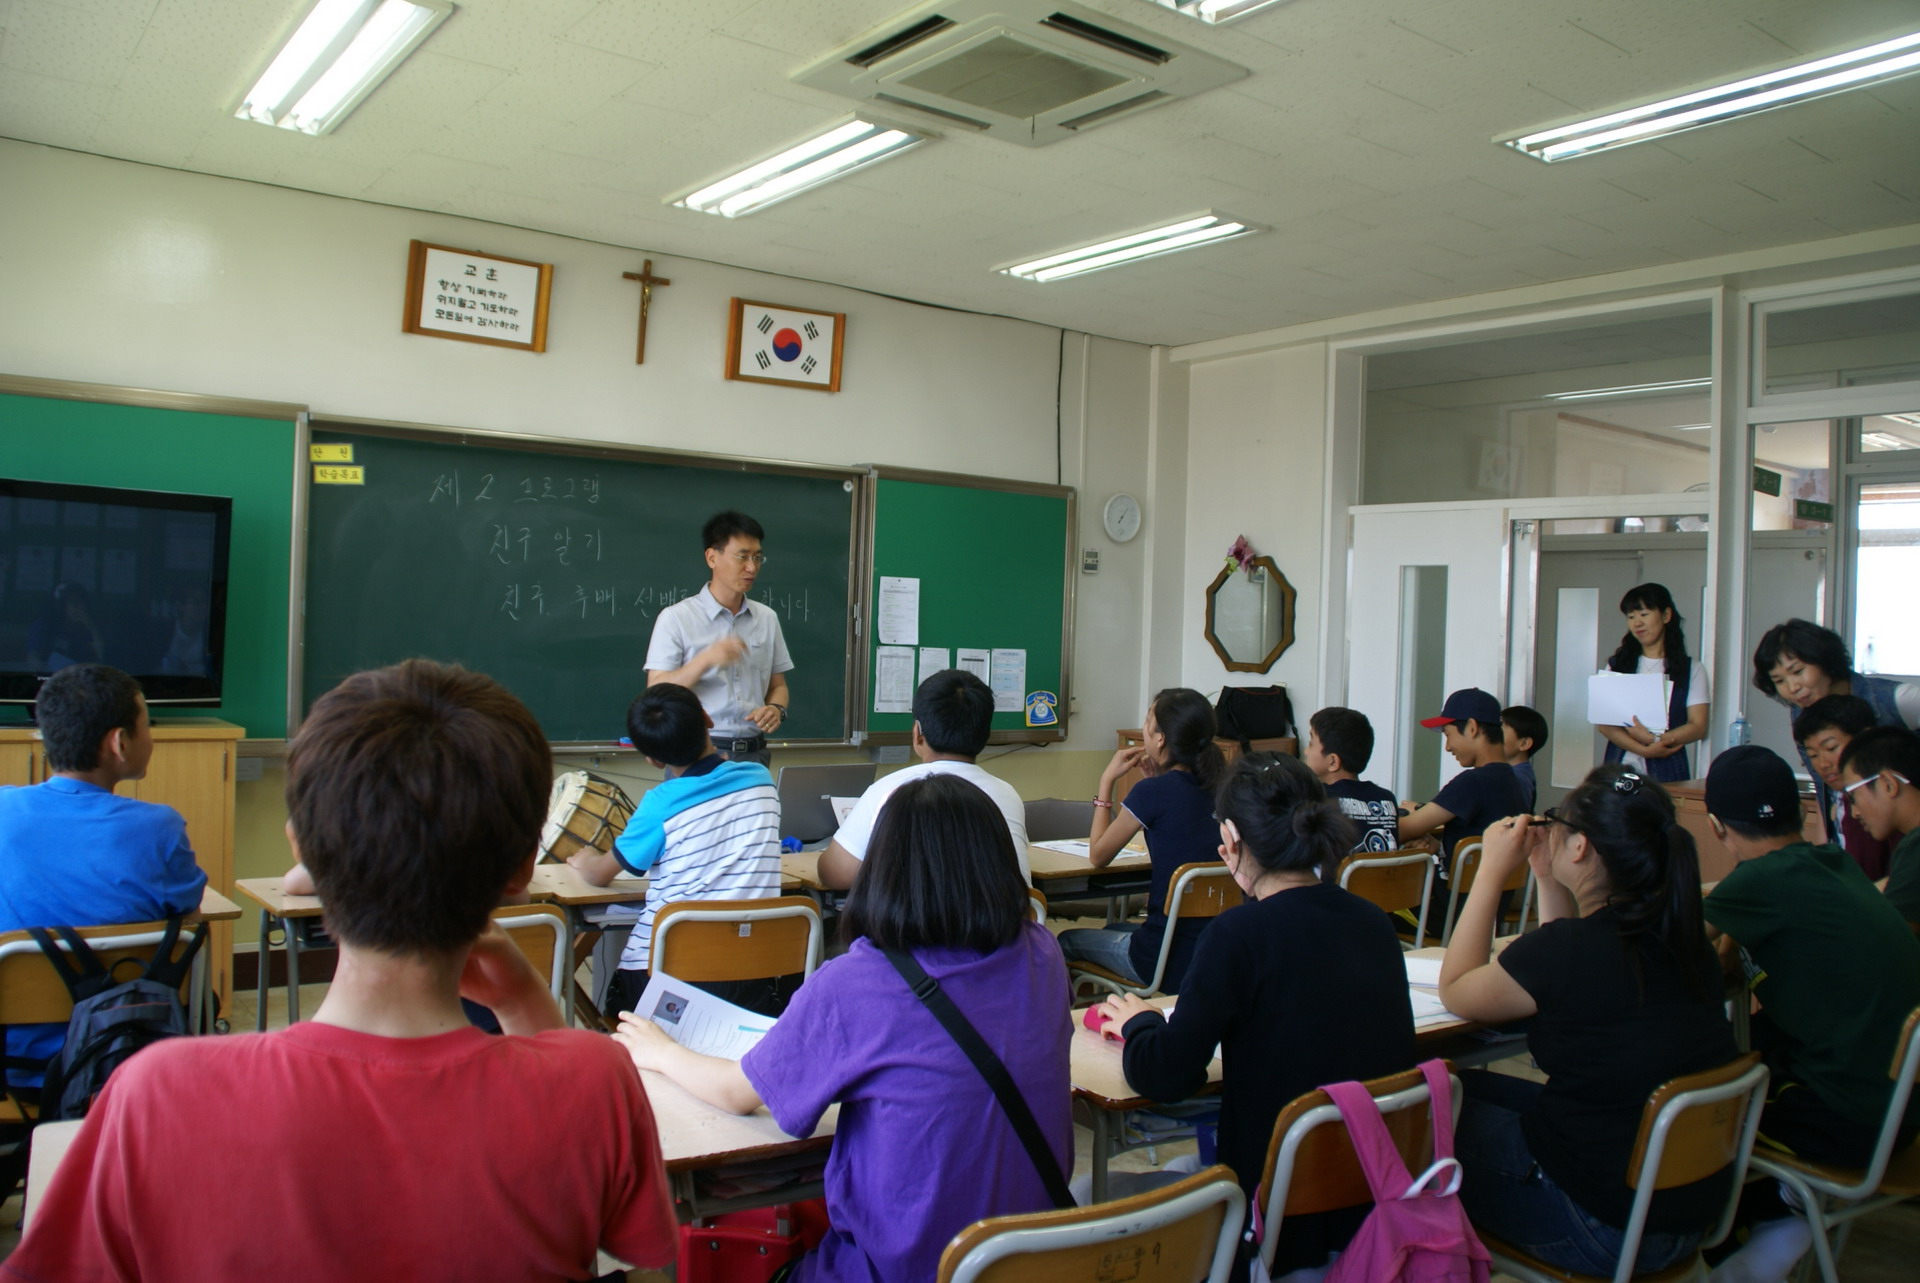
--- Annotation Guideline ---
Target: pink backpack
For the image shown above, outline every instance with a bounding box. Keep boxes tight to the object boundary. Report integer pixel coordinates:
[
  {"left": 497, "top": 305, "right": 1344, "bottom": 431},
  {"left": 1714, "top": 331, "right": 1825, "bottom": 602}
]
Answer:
[{"left": 1320, "top": 1060, "right": 1490, "bottom": 1283}]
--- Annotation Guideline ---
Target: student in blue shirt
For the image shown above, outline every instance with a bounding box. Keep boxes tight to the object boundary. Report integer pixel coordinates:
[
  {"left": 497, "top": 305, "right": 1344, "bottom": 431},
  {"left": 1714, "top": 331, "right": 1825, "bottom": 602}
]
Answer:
[{"left": 0, "top": 664, "right": 206, "bottom": 1084}]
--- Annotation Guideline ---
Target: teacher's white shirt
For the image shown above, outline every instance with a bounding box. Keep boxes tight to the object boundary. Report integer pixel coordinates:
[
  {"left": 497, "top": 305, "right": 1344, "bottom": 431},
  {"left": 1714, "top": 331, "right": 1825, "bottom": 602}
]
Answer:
[{"left": 645, "top": 585, "right": 793, "bottom": 739}]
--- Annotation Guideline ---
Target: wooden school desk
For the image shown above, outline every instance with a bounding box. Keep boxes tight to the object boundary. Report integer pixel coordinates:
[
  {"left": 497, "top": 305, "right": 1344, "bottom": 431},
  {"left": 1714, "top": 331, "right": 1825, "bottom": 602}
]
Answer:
[
  {"left": 1072, "top": 968, "right": 1502, "bottom": 1202},
  {"left": 234, "top": 877, "right": 325, "bottom": 1029},
  {"left": 644, "top": 1067, "right": 839, "bottom": 1221}
]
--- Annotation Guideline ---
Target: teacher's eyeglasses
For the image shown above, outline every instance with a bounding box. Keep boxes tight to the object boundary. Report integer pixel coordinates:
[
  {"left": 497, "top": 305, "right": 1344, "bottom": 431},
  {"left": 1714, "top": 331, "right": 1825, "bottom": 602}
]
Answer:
[{"left": 726, "top": 552, "right": 768, "bottom": 566}]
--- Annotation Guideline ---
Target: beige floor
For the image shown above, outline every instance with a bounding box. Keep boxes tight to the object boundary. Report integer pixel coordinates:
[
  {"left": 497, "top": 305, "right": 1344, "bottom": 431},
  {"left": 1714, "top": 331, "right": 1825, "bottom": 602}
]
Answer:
[{"left": 3, "top": 978, "right": 1915, "bottom": 1279}]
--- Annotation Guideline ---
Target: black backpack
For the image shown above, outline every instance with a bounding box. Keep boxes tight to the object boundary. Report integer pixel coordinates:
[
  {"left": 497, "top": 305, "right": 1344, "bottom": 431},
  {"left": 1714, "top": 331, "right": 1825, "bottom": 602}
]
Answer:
[{"left": 26, "top": 917, "right": 205, "bottom": 1122}]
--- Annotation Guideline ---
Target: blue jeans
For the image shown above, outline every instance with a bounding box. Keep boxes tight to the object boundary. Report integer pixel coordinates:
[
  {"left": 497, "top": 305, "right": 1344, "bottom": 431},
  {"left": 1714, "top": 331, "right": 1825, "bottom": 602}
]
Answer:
[
  {"left": 1455, "top": 1071, "right": 1701, "bottom": 1276},
  {"left": 1057, "top": 922, "right": 1144, "bottom": 983}
]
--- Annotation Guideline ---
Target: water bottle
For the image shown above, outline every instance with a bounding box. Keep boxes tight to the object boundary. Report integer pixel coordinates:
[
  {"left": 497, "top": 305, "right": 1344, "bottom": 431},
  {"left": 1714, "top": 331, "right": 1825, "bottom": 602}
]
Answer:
[{"left": 1729, "top": 714, "right": 1752, "bottom": 747}]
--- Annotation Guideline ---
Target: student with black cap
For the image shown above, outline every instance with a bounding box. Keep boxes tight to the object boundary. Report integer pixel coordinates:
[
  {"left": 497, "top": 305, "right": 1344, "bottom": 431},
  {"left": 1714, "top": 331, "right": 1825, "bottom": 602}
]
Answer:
[
  {"left": 1400, "top": 687, "right": 1530, "bottom": 931},
  {"left": 1702, "top": 745, "right": 1920, "bottom": 1282}
]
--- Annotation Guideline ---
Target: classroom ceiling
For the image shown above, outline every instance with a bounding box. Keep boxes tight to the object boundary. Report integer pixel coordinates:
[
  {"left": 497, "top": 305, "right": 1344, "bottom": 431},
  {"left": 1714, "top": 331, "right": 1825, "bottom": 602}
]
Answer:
[{"left": 3, "top": 0, "right": 1919, "bottom": 347}]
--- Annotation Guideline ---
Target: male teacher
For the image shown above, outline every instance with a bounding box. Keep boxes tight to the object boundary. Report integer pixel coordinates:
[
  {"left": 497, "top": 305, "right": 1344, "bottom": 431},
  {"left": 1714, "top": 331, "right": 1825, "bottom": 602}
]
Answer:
[{"left": 645, "top": 511, "right": 791, "bottom": 765}]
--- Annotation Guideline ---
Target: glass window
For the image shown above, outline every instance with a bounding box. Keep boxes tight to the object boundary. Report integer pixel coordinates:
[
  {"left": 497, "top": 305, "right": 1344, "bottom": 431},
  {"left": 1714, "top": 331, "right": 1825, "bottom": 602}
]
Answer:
[
  {"left": 1751, "top": 420, "right": 1832, "bottom": 533},
  {"left": 1855, "top": 479, "right": 1920, "bottom": 678},
  {"left": 1363, "top": 309, "right": 1712, "bottom": 505},
  {"left": 1857, "top": 412, "right": 1920, "bottom": 454},
  {"left": 1761, "top": 288, "right": 1920, "bottom": 398}
]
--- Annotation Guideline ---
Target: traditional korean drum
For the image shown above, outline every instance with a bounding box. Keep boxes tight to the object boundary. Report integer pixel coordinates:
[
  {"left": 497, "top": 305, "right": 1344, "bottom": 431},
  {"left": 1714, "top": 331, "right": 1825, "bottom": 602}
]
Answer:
[{"left": 539, "top": 770, "right": 636, "bottom": 863}]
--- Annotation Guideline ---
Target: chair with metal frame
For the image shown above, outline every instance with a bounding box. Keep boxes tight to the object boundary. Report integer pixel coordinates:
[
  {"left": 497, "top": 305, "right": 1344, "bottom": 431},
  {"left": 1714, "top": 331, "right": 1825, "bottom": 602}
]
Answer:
[
  {"left": 1439, "top": 838, "right": 1534, "bottom": 946},
  {"left": 1338, "top": 849, "right": 1437, "bottom": 948},
  {"left": 649, "top": 895, "right": 825, "bottom": 988},
  {"left": 0, "top": 919, "right": 209, "bottom": 1128},
  {"left": 936, "top": 1164, "right": 1246, "bottom": 1283},
  {"left": 489, "top": 903, "right": 571, "bottom": 1002},
  {"left": 1482, "top": 1052, "right": 1769, "bottom": 1283},
  {"left": 1027, "top": 888, "right": 1048, "bottom": 925},
  {"left": 1746, "top": 1005, "right": 1920, "bottom": 1283},
  {"left": 1068, "top": 863, "right": 1241, "bottom": 1000}
]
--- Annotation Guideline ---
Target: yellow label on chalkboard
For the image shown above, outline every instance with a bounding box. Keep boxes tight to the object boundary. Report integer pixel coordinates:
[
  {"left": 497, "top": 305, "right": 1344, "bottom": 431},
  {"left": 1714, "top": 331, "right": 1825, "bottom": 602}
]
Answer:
[
  {"left": 313, "top": 464, "right": 365, "bottom": 485},
  {"left": 310, "top": 443, "right": 354, "bottom": 463}
]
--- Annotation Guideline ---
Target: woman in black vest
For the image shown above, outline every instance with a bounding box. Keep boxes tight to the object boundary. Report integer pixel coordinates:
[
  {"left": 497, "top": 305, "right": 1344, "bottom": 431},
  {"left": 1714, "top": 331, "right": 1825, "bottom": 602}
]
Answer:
[{"left": 1598, "top": 583, "right": 1710, "bottom": 784}]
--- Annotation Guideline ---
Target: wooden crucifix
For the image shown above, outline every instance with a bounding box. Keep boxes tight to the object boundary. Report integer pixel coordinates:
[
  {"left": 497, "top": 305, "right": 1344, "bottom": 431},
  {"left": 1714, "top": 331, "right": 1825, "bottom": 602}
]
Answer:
[{"left": 621, "top": 259, "right": 671, "bottom": 364}]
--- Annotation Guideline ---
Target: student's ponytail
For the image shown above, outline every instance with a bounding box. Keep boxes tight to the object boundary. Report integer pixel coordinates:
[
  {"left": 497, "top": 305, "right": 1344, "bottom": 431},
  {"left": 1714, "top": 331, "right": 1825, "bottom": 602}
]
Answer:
[
  {"left": 1214, "top": 754, "right": 1356, "bottom": 883},
  {"left": 1152, "top": 688, "right": 1225, "bottom": 791},
  {"left": 1558, "top": 764, "right": 1713, "bottom": 997}
]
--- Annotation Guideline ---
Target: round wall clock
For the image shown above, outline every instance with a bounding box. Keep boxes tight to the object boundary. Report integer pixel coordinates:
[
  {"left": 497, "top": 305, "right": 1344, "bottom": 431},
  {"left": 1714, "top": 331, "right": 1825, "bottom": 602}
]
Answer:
[{"left": 1103, "top": 493, "right": 1142, "bottom": 542}]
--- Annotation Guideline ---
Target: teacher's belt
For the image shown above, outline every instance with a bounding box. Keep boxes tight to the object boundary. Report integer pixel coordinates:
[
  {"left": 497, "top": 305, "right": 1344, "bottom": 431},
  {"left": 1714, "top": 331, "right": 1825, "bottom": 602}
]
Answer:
[{"left": 717, "top": 734, "right": 767, "bottom": 755}]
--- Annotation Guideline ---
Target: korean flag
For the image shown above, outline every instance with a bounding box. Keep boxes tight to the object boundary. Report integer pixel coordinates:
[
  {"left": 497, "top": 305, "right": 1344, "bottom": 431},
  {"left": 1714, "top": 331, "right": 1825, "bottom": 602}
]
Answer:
[{"left": 737, "top": 302, "right": 840, "bottom": 388}]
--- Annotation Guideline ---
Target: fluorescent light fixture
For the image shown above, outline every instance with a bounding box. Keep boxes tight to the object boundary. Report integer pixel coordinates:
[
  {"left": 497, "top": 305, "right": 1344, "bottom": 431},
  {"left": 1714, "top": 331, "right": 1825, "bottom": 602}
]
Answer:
[
  {"left": 236, "top": 0, "right": 451, "bottom": 136},
  {"left": 1000, "top": 212, "right": 1263, "bottom": 282},
  {"left": 1544, "top": 378, "right": 1712, "bottom": 402},
  {"left": 1144, "top": 0, "right": 1298, "bottom": 24},
  {"left": 1884, "top": 414, "right": 1920, "bottom": 427},
  {"left": 1675, "top": 423, "right": 1713, "bottom": 431},
  {"left": 1503, "top": 30, "right": 1920, "bottom": 161},
  {"left": 1862, "top": 430, "right": 1917, "bottom": 450},
  {"left": 672, "top": 119, "right": 928, "bottom": 218}
]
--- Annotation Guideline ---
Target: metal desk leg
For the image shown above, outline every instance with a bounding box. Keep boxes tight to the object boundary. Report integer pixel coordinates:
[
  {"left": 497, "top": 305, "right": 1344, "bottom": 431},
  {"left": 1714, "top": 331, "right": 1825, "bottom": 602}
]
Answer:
[
  {"left": 189, "top": 946, "right": 208, "bottom": 1034},
  {"left": 1090, "top": 1106, "right": 1111, "bottom": 1204},
  {"left": 255, "top": 908, "right": 272, "bottom": 1033},
  {"left": 285, "top": 915, "right": 302, "bottom": 1024}
]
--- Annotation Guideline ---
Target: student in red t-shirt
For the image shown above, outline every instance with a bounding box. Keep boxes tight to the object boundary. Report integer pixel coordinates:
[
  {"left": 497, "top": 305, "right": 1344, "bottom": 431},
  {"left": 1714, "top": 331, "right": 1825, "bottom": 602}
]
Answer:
[{"left": 7, "top": 660, "right": 678, "bottom": 1283}]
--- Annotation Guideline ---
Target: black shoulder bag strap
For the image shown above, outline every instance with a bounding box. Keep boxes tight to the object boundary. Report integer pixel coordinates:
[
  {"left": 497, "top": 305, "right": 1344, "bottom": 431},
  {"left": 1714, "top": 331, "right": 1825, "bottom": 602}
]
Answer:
[{"left": 881, "top": 947, "right": 1075, "bottom": 1210}]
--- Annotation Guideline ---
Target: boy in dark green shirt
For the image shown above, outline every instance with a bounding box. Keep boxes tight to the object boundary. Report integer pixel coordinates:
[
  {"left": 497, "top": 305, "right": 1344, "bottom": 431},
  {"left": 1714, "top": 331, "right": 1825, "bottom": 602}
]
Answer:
[
  {"left": 1837, "top": 725, "right": 1920, "bottom": 929},
  {"left": 1701, "top": 746, "right": 1920, "bottom": 1280}
]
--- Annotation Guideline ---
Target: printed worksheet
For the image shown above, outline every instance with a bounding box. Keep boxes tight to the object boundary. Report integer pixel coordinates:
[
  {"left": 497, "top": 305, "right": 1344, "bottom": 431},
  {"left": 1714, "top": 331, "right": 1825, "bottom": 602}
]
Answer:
[
  {"left": 877, "top": 576, "right": 920, "bottom": 645},
  {"left": 636, "top": 971, "right": 775, "bottom": 1060},
  {"left": 956, "top": 648, "right": 991, "bottom": 681},
  {"left": 875, "top": 645, "right": 915, "bottom": 713},
  {"left": 989, "top": 647, "right": 1026, "bottom": 712},
  {"left": 917, "top": 646, "right": 950, "bottom": 684}
]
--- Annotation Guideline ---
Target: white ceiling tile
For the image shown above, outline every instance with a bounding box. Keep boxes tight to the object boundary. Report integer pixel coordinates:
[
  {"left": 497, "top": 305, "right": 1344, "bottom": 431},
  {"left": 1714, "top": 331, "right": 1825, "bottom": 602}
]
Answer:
[{"left": 0, "top": 0, "right": 147, "bottom": 85}]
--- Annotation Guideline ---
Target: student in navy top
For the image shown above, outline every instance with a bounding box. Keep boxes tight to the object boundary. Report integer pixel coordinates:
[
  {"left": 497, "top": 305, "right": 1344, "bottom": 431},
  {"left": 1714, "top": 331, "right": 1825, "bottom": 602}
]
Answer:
[
  {"left": 1399, "top": 688, "right": 1529, "bottom": 927},
  {"left": 1058, "top": 688, "right": 1225, "bottom": 993},
  {"left": 1098, "top": 754, "right": 1415, "bottom": 1275},
  {"left": 616, "top": 774, "right": 1070, "bottom": 1283},
  {"left": 0, "top": 664, "right": 206, "bottom": 1085},
  {"left": 1305, "top": 706, "right": 1400, "bottom": 853},
  {"left": 1501, "top": 705, "right": 1548, "bottom": 814}
]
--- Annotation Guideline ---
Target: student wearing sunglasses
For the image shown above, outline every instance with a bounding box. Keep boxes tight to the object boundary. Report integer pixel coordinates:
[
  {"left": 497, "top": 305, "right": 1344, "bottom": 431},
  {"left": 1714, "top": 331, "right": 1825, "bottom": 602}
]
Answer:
[{"left": 1438, "top": 765, "right": 1738, "bottom": 1276}]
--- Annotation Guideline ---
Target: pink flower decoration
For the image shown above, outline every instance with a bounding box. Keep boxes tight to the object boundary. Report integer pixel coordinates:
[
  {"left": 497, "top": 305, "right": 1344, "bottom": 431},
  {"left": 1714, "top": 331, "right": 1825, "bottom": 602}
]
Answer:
[{"left": 1226, "top": 534, "right": 1255, "bottom": 573}]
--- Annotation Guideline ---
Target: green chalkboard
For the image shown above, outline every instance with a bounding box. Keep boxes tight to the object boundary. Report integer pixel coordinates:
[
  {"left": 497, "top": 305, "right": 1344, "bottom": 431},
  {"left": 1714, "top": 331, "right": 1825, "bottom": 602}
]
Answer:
[
  {"left": 302, "top": 424, "right": 858, "bottom": 743},
  {"left": 0, "top": 389, "right": 298, "bottom": 737},
  {"left": 865, "top": 473, "right": 1072, "bottom": 742}
]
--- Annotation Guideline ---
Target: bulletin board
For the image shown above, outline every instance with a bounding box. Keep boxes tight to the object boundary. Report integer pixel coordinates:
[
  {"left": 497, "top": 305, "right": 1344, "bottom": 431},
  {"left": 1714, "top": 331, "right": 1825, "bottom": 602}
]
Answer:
[{"left": 862, "top": 469, "right": 1074, "bottom": 744}]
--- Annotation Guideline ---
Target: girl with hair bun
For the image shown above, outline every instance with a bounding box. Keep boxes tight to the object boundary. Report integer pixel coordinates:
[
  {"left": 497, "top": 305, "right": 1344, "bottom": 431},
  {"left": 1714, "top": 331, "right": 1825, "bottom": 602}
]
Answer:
[
  {"left": 1439, "top": 764, "right": 1739, "bottom": 1277},
  {"left": 1095, "top": 754, "right": 1416, "bottom": 1277},
  {"left": 1060, "top": 687, "right": 1229, "bottom": 993}
]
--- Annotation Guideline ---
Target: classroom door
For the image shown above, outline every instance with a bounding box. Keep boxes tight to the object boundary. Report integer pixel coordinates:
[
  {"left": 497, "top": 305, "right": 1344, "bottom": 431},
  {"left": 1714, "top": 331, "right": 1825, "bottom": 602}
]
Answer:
[
  {"left": 1347, "top": 506, "right": 1509, "bottom": 800},
  {"left": 1531, "top": 533, "right": 1707, "bottom": 805}
]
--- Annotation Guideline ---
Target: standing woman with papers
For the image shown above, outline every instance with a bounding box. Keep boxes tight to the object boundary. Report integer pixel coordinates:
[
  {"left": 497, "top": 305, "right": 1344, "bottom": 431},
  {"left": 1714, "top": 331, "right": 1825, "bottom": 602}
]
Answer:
[
  {"left": 1597, "top": 583, "right": 1710, "bottom": 783},
  {"left": 614, "top": 774, "right": 1071, "bottom": 1283}
]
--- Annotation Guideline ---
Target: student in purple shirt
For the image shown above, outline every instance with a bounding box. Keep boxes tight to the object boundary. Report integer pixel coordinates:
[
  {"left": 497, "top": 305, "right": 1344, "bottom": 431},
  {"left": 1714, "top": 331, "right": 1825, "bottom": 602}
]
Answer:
[{"left": 616, "top": 773, "right": 1071, "bottom": 1283}]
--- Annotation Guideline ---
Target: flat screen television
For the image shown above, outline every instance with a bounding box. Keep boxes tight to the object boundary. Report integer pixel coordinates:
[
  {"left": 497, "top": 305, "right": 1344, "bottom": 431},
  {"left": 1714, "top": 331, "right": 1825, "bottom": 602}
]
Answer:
[{"left": 0, "top": 479, "right": 233, "bottom": 708}]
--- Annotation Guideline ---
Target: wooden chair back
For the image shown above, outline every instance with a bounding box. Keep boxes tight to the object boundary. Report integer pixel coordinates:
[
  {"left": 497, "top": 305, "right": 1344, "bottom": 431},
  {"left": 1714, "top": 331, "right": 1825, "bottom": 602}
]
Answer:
[
  {"left": 0, "top": 922, "right": 198, "bottom": 1024},
  {"left": 1338, "top": 851, "right": 1432, "bottom": 916},
  {"left": 650, "top": 896, "right": 822, "bottom": 984},
  {"left": 1259, "top": 1065, "right": 1447, "bottom": 1220},
  {"left": 1027, "top": 888, "right": 1048, "bottom": 925},
  {"left": 937, "top": 1165, "right": 1245, "bottom": 1283},
  {"left": 1449, "top": 839, "right": 1525, "bottom": 897},
  {"left": 1170, "top": 863, "right": 1242, "bottom": 921},
  {"left": 1628, "top": 1052, "right": 1766, "bottom": 1192},
  {"left": 490, "top": 903, "right": 570, "bottom": 999}
]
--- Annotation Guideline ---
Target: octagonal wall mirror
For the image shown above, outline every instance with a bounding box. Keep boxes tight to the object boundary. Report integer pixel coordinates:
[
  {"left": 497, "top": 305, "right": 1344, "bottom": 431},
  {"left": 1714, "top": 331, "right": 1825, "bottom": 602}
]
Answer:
[{"left": 1204, "top": 555, "right": 1296, "bottom": 673}]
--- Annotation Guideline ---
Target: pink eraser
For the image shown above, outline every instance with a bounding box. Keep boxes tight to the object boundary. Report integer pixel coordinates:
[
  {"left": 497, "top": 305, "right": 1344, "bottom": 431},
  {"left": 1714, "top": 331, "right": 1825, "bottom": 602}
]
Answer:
[{"left": 1082, "top": 1007, "right": 1122, "bottom": 1042}]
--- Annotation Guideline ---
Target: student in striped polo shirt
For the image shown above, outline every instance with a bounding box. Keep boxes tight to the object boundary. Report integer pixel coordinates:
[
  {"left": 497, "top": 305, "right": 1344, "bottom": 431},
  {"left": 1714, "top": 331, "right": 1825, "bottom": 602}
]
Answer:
[{"left": 569, "top": 682, "right": 783, "bottom": 1015}]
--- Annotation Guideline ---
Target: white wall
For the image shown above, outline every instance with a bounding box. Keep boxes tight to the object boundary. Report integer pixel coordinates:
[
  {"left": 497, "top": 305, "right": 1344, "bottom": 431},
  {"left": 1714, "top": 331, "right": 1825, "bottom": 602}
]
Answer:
[
  {"left": 1180, "top": 345, "right": 1328, "bottom": 714},
  {"left": 0, "top": 140, "right": 1163, "bottom": 757}
]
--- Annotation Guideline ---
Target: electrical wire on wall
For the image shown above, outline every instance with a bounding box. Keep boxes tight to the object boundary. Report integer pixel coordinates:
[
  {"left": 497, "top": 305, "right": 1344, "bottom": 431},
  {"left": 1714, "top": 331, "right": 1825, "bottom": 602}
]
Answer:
[{"left": 1055, "top": 328, "right": 1066, "bottom": 486}]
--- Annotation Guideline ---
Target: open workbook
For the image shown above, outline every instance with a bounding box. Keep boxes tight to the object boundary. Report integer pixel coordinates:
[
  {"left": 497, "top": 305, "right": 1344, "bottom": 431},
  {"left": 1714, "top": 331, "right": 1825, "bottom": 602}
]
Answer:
[{"left": 633, "top": 970, "right": 776, "bottom": 1060}]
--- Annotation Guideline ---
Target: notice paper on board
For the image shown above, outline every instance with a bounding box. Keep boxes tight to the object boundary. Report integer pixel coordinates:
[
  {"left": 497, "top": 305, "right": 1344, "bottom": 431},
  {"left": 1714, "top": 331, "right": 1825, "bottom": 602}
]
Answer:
[
  {"left": 633, "top": 970, "right": 775, "bottom": 1061},
  {"left": 917, "top": 647, "right": 950, "bottom": 684},
  {"left": 875, "top": 645, "right": 915, "bottom": 713},
  {"left": 956, "top": 648, "right": 991, "bottom": 682},
  {"left": 990, "top": 648, "right": 1026, "bottom": 713},
  {"left": 877, "top": 576, "right": 920, "bottom": 646},
  {"left": 1587, "top": 671, "right": 1671, "bottom": 732}
]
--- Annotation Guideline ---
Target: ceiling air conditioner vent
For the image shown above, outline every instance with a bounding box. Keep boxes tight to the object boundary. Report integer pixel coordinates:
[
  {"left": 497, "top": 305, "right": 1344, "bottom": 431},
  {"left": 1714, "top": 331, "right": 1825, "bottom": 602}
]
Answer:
[
  {"left": 795, "top": 0, "right": 1246, "bottom": 147},
  {"left": 847, "top": 15, "right": 956, "bottom": 67},
  {"left": 1038, "top": 13, "right": 1171, "bottom": 65}
]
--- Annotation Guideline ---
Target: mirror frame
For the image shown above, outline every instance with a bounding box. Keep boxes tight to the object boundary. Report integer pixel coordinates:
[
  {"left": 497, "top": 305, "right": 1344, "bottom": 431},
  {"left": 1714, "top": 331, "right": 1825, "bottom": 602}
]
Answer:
[{"left": 1204, "top": 555, "right": 1297, "bottom": 673}]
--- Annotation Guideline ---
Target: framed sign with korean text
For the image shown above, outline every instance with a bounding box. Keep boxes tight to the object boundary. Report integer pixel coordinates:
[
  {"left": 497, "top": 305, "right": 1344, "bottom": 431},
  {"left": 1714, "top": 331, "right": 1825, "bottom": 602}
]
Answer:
[
  {"left": 403, "top": 240, "right": 553, "bottom": 353},
  {"left": 725, "top": 298, "right": 844, "bottom": 392}
]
